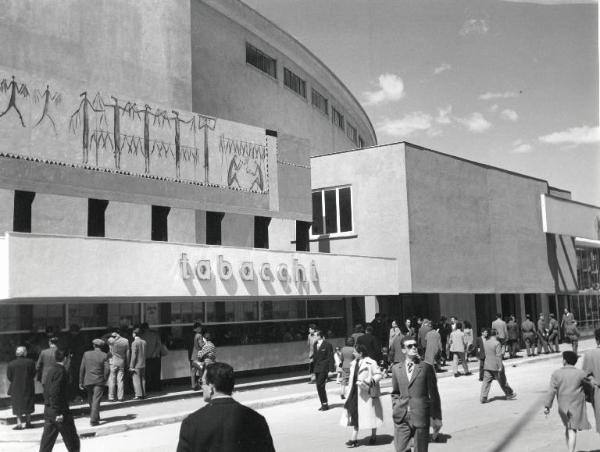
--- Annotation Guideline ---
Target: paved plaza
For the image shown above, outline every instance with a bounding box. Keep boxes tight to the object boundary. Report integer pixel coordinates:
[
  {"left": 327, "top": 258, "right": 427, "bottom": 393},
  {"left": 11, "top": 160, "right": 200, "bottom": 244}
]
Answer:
[{"left": 2, "top": 342, "right": 599, "bottom": 452}]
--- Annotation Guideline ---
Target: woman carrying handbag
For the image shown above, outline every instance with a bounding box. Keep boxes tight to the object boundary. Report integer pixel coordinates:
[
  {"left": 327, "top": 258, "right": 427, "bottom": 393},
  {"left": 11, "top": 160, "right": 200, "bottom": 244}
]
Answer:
[{"left": 340, "top": 344, "right": 384, "bottom": 447}]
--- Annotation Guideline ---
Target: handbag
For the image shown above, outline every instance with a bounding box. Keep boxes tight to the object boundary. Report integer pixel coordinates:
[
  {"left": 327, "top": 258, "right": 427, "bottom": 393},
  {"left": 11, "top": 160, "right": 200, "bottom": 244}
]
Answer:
[{"left": 369, "top": 381, "right": 381, "bottom": 398}]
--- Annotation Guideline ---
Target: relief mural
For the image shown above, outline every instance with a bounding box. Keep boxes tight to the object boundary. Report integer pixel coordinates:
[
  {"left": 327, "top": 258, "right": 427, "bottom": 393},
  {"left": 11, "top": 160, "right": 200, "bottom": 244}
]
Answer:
[{"left": 0, "top": 70, "right": 270, "bottom": 194}]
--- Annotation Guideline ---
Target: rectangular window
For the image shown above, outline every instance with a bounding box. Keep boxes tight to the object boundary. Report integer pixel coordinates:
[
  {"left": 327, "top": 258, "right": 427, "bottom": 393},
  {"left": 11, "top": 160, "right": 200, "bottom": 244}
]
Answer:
[
  {"left": 311, "top": 89, "right": 328, "bottom": 116},
  {"left": 246, "top": 43, "right": 277, "bottom": 79},
  {"left": 170, "top": 302, "right": 204, "bottom": 325},
  {"left": 346, "top": 123, "right": 358, "bottom": 144},
  {"left": 68, "top": 303, "right": 107, "bottom": 329},
  {"left": 254, "top": 216, "right": 271, "bottom": 249},
  {"left": 332, "top": 107, "right": 344, "bottom": 130},
  {"left": 206, "top": 301, "right": 259, "bottom": 323},
  {"left": 151, "top": 205, "right": 170, "bottom": 241},
  {"left": 284, "top": 68, "right": 306, "bottom": 98},
  {"left": 295, "top": 221, "right": 310, "bottom": 251},
  {"left": 358, "top": 136, "right": 365, "bottom": 148},
  {"left": 32, "top": 305, "right": 65, "bottom": 331},
  {"left": 88, "top": 199, "right": 108, "bottom": 237},
  {"left": 311, "top": 186, "right": 353, "bottom": 236},
  {"left": 107, "top": 303, "right": 140, "bottom": 328},
  {"left": 206, "top": 211, "right": 224, "bottom": 245},
  {"left": 13, "top": 190, "right": 35, "bottom": 233}
]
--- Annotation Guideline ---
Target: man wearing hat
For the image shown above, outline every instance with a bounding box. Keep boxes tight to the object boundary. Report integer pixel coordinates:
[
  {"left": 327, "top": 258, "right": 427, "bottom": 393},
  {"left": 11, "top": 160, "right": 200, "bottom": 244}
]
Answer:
[{"left": 79, "top": 339, "right": 109, "bottom": 426}]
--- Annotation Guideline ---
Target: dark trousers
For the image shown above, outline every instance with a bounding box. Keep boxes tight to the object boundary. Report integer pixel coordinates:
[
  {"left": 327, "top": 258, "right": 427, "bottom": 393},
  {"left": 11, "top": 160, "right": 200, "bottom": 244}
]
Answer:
[
  {"left": 85, "top": 385, "right": 103, "bottom": 423},
  {"left": 145, "top": 357, "right": 162, "bottom": 392},
  {"left": 315, "top": 371, "right": 328, "bottom": 405},
  {"left": 394, "top": 421, "right": 429, "bottom": 452},
  {"left": 506, "top": 340, "right": 519, "bottom": 357},
  {"left": 479, "top": 359, "right": 485, "bottom": 380},
  {"left": 39, "top": 414, "right": 80, "bottom": 452},
  {"left": 537, "top": 336, "right": 550, "bottom": 354},
  {"left": 524, "top": 335, "right": 535, "bottom": 356},
  {"left": 548, "top": 333, "right": 559, "bottom": 352}
]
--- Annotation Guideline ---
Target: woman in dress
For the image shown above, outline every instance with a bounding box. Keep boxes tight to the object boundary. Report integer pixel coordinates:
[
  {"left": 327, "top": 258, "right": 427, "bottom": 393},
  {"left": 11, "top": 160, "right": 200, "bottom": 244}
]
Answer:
[
  {"left": 340, "top": 344, "right": 384, "bottom": 447},
  {"left": 340, "top": 337, "right": 356, "bottom": 399},
  {"left": 6, "top": 346, "right": 36, "bottom": 430}
]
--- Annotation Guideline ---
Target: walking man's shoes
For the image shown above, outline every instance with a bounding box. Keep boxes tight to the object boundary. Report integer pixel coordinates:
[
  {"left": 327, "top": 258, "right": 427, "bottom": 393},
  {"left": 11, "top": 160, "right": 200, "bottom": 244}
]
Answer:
[
  {"left": 318, "top": 404, "right": 329, "bottom": 411},
  {"left": 506, "top": 393, "right": 517, "bottom": 400}
]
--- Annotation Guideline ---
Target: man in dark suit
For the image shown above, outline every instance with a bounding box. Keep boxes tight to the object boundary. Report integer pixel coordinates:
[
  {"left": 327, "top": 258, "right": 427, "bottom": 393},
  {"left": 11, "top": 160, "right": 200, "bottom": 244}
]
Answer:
[
  {"left": 176, "top": 362, "right": 275, "bottom": 452},
  {"left": 480, "top": 329, "right": 516, "bottom": 404},
  {"left": 39, "top": 349, "right": 80, "bottom": 452},
  {"left": 79, "top": 339, "right": 109, "bottom": 426},
  {"left": 36, "top": 337, "right": 59, "bottom": 386},
  {"left": 391, "top": 336, "right": 442, "bottom": 452},
  {"left": 312, "top": 329, "right": 334, "bottom": 411},
  {"left": 356, "top": 325, "right": 381, "bottom": 361}
]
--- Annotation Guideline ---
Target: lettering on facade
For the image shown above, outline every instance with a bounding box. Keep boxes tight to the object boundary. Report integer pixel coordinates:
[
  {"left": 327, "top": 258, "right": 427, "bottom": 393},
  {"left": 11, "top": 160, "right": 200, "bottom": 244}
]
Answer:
[{"left": 179, "top": 253, "right": 318, "bottom": 286}]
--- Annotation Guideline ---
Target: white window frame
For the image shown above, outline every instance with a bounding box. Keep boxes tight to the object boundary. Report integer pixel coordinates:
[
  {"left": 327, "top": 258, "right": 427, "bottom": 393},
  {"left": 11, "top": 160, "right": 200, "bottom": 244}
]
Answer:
[{"left": 310, "top": 185, "right": 355, "bottom": 238}]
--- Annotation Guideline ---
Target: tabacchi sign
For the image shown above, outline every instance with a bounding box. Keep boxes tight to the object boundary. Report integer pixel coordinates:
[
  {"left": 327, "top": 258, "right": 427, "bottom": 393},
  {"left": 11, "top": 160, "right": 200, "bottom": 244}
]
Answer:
[{"left": 179, "top": 253, "right": 319, "bottom": 283}]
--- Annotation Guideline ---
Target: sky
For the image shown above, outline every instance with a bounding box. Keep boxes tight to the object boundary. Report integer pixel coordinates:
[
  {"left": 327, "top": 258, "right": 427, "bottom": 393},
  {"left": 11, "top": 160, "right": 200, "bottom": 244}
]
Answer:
[{"left": 243, "top": 0, "right": 599, "bottom": 205}]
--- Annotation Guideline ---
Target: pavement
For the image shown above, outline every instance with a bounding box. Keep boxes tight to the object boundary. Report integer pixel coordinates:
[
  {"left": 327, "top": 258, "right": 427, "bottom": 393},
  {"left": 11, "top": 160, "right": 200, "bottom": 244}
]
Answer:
[{"left": 1, "top": 338, "right": 596, "bottom": 446}]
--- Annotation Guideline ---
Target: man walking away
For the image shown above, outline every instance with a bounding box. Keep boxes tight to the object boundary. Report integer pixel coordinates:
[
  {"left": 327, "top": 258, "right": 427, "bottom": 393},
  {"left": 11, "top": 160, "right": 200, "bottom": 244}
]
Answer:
[
  {"left": 506, "top": 315, "right": 520, "bottom": 358},
  {"left": 491, "top": 314, "right": 508, "bottom": 358},
  {"left": 312, "top": 329, "right": 334, "bottom": 411},
  {"left": 582, "top": 327, "right": 600, "bottom": 434},
  {"left": 130, "top": 327, "right": 147, "bottom": 400},
  {"left": 307, "top": 323, "right": 317, "bottom": 383},
  {"left": 79, "top": 339, "right": 109, "bottom": 426},
  {"left": 36, "top": 337, "right": 59, "bottom": 387},
  {"left": 548, "top": 313, "right": 560, "bottom": 353},
  {"left": 391, "top": 336, "right": 442, "bottom": 452},
  {"left": 107, "top": 329, "right": 129, "bottom": 402},
  {"left": 176, "top": 362, "right": 275, "bottom": 452},
  {"left": 565, "top": 321, "right": 580, "bottom": 355},
  {"left": 537, "top": 313, "right": 550, "bottom": 355},
  {"left": 521, "top": 314, "right": 536, "bottom": 357},
  {"left": 544, "top": 351, "right": 591, "bottom": 452},
  {"left": 480, "top": 329, "right": 516, "bottom": 404},
  {"left": 475, "top": 328, "right": 489, "bottom": 381},
  {"left": 40, "top": 349, "right": 80, "bottom": 452},
  {"left": 356, "top": 325, "right": 381, "bottom": 361},
  {"left": 424, "top": 322, "right": 443, "bottom": 372}
]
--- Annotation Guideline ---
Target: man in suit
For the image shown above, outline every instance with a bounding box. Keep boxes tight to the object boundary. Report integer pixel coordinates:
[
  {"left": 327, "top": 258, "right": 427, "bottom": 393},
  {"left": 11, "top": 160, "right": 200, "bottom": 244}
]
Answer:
[
  {"left": 176, "top": 362, "right": 275, "bottom": 452},
  {"left": 79, "top": 338, "right": 109, "bottom": 426},
  {"left": 521, "top": 314, "right": 537, "bottom": 357},
  {"left": 544, "top": 351, "right": 591, "bottom": 452},
  {"left": 475, "top": 328, "right": 489, "bottom": 381},
  {"left": 130, "top": 327, "right": 147, "bottom": 400},
  {"left": 312, "top": 329, "right": 334, "bottom": 411},
  {"left": 537, "top": 313, "right": 550, "bottom": 354},
  {"left": 480, "top": 329, "right": 516, "bottom": 404},
  {"left": 307, "top": 323, "right": 317, "bottom": 383},
  {"left": 36, "top": 337, "right": 59, "bottom": 386},
  {"left": 390, "top": 330, "right": 406, "bottom": 365},
  {"left": 491, "top": 314, "right": 508, "bottom": 358},
  {"left": 506, "top": 315, "right": 520, "bottom": 358},
  {"left": 547, "top": 313, "right": 560, "bottom": 353},
  {"left": 391, "top": 336, "right": 442, "bottom": 452},
  {"left": 356, "top": 325, "right": 381, "bottom": 361},
  {"left": 140, "top": 322, "right": 164, "bottom": 392},
  {"left": 561, "top": 308, "right": 575, "bottom": 341},
  {"left": 417, "top": 319, "right": 432, "bottom": 357},
  {"left": 582, "top": 327, "right": 600, "bottom": 434},
  {"left": 39, "top": 349, "right": 80, "bottom": 452},
  {"left": 423, "top": 323, "right": 443, "bottom": 372},
  {"left": 107, "top": 328, "right": 129, "bottom": 402}
]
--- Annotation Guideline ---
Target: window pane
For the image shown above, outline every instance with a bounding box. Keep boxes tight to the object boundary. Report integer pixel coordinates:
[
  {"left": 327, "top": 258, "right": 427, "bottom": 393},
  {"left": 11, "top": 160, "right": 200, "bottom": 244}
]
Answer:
[
  {"left": 107, "top": 303, "right": 139, "bottom": 328},
  {"left": 312, "top": 191, "right": 323, "bottom": 235},
  {"left": 324, "top": 189, "right": 338, "bottom": 233},
  {"left": 69, "top": 304, "right": 107, "bottom": 328},
  {"left": 262, "top": 300, "right": 306, "bottom": 320},
  {"left": 206, "top": 301, "right": 259, "bottom": 323},
  {"left": 33, "top": 305, "right": 64, "bottom": 331},
  {"left": 339, "top": 187, "right": 352, "bottom": 232},
  {"left": 0, "top": 305, "right": 19, "bottom": 331}
]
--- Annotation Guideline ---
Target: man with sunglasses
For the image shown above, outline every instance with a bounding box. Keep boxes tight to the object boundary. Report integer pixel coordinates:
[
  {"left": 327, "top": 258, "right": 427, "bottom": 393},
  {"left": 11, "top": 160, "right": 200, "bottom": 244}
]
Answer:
[{"left": 391, "top": 336, "right": 442, "bottom": 452}]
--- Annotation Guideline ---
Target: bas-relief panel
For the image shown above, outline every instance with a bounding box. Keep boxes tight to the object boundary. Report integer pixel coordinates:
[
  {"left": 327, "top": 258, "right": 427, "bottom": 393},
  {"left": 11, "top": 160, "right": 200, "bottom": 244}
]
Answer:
[{"left": 0, "top": 67, "right": 271, "bottom": 195}]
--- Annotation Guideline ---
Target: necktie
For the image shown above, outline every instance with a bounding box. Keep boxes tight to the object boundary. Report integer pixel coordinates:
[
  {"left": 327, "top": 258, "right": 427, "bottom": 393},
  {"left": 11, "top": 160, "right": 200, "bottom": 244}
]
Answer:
[{"left": 407, "top": 361, "right": 414, "bottom": 375}]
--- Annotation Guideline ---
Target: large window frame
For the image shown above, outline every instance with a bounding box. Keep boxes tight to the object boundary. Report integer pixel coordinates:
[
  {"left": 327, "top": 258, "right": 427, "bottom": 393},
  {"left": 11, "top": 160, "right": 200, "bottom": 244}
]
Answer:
[
  {"left": 311, "top": 88, "right": 329, "bottom": 117},
  {"left": 332, "top": 107, "right": 345, "bottom": 131},
  {"left": 310, "top": 186, "right": 354, "bottom": 238},
  {"left": 245, "top": 43, "right": 277, "bottom": 79},
  {"left": 283, "top": 67, "right": 307, "bottom": 99}
]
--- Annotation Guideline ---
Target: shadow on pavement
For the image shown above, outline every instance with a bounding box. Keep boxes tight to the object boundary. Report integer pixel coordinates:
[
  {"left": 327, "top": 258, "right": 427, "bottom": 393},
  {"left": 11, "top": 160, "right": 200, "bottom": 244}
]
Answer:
[
  {"left": 430, "top": 433, "right": 452, "bottom": 444},
  {"left": 101, "top": 413, "right": 137, "bottom": 424},
  {"left": 372, "top": 433, "right": 393, "bottom": 445}
]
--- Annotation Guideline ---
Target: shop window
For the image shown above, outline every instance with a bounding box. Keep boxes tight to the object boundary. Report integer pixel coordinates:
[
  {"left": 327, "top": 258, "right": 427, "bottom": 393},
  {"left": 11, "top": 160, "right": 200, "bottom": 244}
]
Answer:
[
  {"left": 151, "top": 205, "right": 170, "bottom": 242},
  {"left": 311, "top": 186, "right": 353, "bottom": 236},
  {"left": 170, "top": 302, "right": 204, "bottom": 325},
  {"left": 311, "top": 89, "right": 329, "bottom": 116},
  {"left": 88, "top": 199, "right": 108, "bottom": 237},
  {"left": 246, "top": 43, "right": 277, "bottom": 79},
  {"left": 262, "top": 300, "right": 307, "bottom": 320},
  {"left": 68, "top": 303, "right": 107, "bottom": 329},
  {"left": 284, "top": 68, "right": 306, "bottom": 98},
  {"left": 307, "top": 299, "right": 345, "bottom": 319},
  {"left": 296, "top": 221, "right": 310, "bottom": 251},
  {"left": 32, "top": 305, "right": 65, "bottom": 332},
  {"left": 13, "top": 190, "right": 35, "bottom": 233},
  {"left": 332, "top": 107, "right": 345, "bottom": 130},
  {"left": 107, "top": 303, "right": 140, "bottom": 328},
  {"left": 0, "top": 305, "right": 19, "bottom": 332},
  {"left": 254, "top": 216, "right": 270, "bottom": 249},
  {"left": 206, "top": 301, "right": 259, "bottom": 323},
  {"left": 206, "top": 211, "right": 224, "bottom": 245}
]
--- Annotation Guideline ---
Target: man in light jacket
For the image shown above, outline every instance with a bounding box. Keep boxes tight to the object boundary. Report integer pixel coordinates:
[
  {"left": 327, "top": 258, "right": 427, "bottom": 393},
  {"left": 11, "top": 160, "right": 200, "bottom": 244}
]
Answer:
[
  {"left": 107, "top": 328, "right": 129, "bottom": 402},
  {"left": 480, "top": 329, "right": 516, "bottom": 404},
  {"left": 129, "top": 327, "right": 147, "bottom": 400},
  {"left": 79, "top": 339, "right": 109, "bottom": 426}
]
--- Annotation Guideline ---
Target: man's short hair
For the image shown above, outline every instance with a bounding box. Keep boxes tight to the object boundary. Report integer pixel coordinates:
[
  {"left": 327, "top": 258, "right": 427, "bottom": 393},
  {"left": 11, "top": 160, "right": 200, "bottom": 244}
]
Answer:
[
  {"left": 480, "top": 327, "right": 489, "bottom": 335},
  {"left": 526, "top": 314, "right": 531, "bottom": 319},
  {"left": 355, "top": 344, "right": 369, "bottom": 357},
  {"left": 496, "top": 313, "right": 502, "bottom": 318},
  {"left": 346, "top": 337, "right": 355, "bottom": 346},
  {"left": 489, "top": 328, "right": 497, "bottom": 336},
  {"left": 205, "top": 362, "right": 235, "bottom": 395},
  {"left": 563, "top": 350, "right": 578, "bottom": 366},
  {"left": 400, "top": 336, "right": 417, "bottom": 348},
  {"left": 49, "top": 337, "right": 59, "bottom": 345},
  {"left": 308, "top": 323, "right": 316, "bottom": 330},
  {"left": 54, "top": 348, "right": 66, "bottom": 362},
  {"left": 141, "top": 322, "right": 149, "bottom": 330},
  {"left": 595, "top": 327, "right": 600, "bottom": 343},
  {"left": 314, "top": 329, "right": 323, "bottom": 339},
  {"left": 549, "top": 313, "right": 555, "bottom": 318},
  {"left": 112, "top": 327, "right": 121, "bottom": 336},
  {"left": 365, "top": 326, "right": 373, "bottom": 334}
]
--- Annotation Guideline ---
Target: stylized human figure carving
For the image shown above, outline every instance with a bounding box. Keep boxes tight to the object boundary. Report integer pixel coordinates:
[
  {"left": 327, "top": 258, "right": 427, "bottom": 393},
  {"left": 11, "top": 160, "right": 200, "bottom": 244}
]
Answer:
[
  {"left": 197, "top": 114, "right": 216, "bottom": 183},
  {"left": 69, "top": 92, "right": 104, "bottom": 165},
  {"left": 33, "top": 85, "right": 61, "bottom": 134},
  {"left": 0, "top": 75, "right": 29, "bottom": 127}
]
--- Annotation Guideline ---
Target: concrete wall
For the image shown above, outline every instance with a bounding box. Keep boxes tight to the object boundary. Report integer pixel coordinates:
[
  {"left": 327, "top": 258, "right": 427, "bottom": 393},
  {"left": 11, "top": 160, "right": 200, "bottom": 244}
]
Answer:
[
  {"left": 168, "top": 207, "right": 196, "bottom": 244},
  {"left": 310, "top": 143, "right": 412, "bottom": 292},
  {"left": 0, "top": 189, "right": 13, "bottom": 233},
  {"left": 190, "top": 0, "right": 376, "bottom": 156},
  {"left": 31, "top": 193, "right": 87, "bottom": 236},
  {"left": 105, "top": 201, "right": 151, "bottom": 241},
  {"left": 405, "top": 145, "right": 556, "bottom": 294},
  {"left": 222, "top": 213, "right": 254, "bottom": 247},
  {"left": 543, "top": 195, "right": 600, "bottom": 240},
  {"left": 269, "top": 218, "right": 295, "bottom": 251},
  {"left": 439, "top": 293, "right": 477, "bottom": 333},
  {"left": 2, "top": 233, "right": 399, "bottom": 299}
]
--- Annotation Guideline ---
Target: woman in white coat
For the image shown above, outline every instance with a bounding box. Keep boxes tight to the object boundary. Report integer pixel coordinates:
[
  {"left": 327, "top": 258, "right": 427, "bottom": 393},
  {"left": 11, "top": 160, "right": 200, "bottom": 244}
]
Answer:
[{"left": 340, "top": 344, "right": 384, "bottom": 447}]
